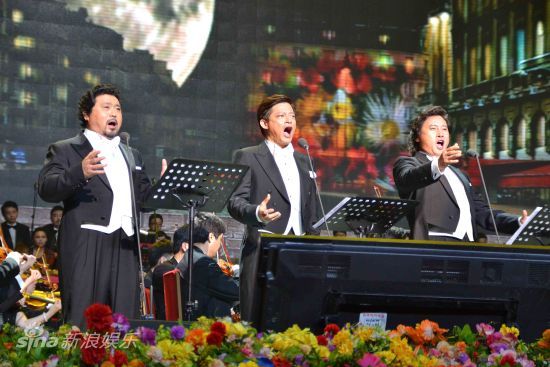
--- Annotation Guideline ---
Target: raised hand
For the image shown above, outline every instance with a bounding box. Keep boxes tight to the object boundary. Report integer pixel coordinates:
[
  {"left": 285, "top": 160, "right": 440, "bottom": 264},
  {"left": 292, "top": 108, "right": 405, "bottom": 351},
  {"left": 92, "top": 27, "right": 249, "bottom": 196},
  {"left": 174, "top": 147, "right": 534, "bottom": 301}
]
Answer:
[
  {"left": 160, "top": 158, "right": 168, "bottom": 177},
  {"left": 438, "top": 143, "right": 462, "bottom": 171},
  {"left": 82, "top": 149, "right": 106, "bottom": 179},
  {"left": 19, "top": 254, "right": 36, "bottom": 274},
  {"left": 520, "top": 210, "right": 529, "bottom": 225},
  {"left": 51, "top": 299, "right": 62, "bottom": 313},
  {"left": 258, "top": 193, "right": 281, "bottom": 223}
]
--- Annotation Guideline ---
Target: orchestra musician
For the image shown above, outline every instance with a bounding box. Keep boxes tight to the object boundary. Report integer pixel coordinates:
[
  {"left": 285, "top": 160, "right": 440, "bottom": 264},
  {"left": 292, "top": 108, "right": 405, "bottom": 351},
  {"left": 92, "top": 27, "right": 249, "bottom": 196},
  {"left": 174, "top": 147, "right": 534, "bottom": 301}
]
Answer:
[
  {"left": 176, "top": 213, "right": 239, "bottom": 318},
  {"left": 30, "top": 228, "right": 57, "bottom": 271}
]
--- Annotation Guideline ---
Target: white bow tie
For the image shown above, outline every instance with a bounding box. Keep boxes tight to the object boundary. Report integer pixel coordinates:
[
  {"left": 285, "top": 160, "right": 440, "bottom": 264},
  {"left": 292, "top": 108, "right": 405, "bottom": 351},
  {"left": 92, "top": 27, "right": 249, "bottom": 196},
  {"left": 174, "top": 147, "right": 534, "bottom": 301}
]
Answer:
[{"left": 100, "top": 136, "right": 120, "bottom": 150}]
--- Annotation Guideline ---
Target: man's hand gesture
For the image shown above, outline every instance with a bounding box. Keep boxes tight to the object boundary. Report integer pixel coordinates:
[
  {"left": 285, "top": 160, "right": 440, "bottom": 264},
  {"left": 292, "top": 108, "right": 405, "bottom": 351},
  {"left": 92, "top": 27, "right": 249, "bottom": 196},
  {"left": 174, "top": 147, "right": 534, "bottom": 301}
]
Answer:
[{"left": 258, "top": 194, "right": 281, "bottom": 223}]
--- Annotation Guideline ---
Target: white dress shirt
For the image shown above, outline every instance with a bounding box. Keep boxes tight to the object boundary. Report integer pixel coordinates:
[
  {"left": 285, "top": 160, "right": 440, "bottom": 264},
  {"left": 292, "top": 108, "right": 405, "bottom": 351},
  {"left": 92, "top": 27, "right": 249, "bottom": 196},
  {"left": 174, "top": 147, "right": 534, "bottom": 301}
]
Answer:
[
  {"left": 7, "top": 225, "right": 16, "bottom": 247},
  {"left": 81, "top": 129, "right": 134, "bottom": 236},
  {"left": 426, "top": 153, "right": 473, "bottom": 241},
  {"left": 260, "top": 140, "right": 303, "bottom": 235}
]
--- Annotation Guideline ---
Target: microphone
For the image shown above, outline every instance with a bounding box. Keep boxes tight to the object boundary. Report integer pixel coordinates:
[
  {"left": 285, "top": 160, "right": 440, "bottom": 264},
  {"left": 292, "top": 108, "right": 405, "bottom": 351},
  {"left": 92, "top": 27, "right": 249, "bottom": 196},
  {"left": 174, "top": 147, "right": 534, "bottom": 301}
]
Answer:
[
  {"left": 298, "top": 138, "right": 330, "bottom": 233},
  {"left": 466, "top": 149, "right": 478, "bottom": 158},
  {"left": 120, "top": 131, "right": 150, "bottom": 317},
  {"left": 297, "top": 137, "right": 309, "bottom": 150},
  {"left": 119, "top": 131, "right": 130, "bottom": 145},
  {"left": 467, "top": 149, "right": 501, "bottom": 244}
]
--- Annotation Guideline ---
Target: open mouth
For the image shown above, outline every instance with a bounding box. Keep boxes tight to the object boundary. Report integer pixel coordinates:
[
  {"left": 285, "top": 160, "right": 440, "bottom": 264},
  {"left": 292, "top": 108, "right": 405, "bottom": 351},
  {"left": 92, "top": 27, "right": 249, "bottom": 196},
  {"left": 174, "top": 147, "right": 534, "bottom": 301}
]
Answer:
[
  {"left": 283, "top": 126, "right": 293, "bottom": 137},
  {"left": 436, "top": 139, "right": 445, "bottom": 150},
  {"left": 107, "top": 119, "right": 118, "bottom": 128}
]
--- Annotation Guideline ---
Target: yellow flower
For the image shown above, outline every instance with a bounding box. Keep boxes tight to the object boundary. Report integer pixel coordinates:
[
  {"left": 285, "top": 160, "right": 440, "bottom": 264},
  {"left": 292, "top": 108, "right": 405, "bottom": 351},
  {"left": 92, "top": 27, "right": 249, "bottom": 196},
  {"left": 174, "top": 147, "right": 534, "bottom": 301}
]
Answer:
[
  {"left": 270, "top": 325, "right": 318, "bottom": 354},
  {"left": 500, "top": 324, "right": 520, "bottom": 338},
  {"left": 354, "top": 326, "right": 375, "bottom": 342},
  {"left": 376, "top": 350, "right": 396, "bottom": 364},
  {"left": 157, "top": 339, "right": 196, "bottom": 365},
  {"left": 238, "top": 362, "right": 258, "bottom": 367},
  {"left": 389, "top": 337, "right": 415, "bottom": 367},
  {"left": 316, "top": 345, "right": 331, "bottom": 359},
  {"left": 226, "top": 322, "right": 249, "bottom": 338},
  {"left": 416, "top": 354, "right": 440, "bottom": 367},
  {"left": 300, "top": 344, "right": 312, "bottom": 354},
  {"left": 333, "top": 329, "right": 354, "bottom": 356}
]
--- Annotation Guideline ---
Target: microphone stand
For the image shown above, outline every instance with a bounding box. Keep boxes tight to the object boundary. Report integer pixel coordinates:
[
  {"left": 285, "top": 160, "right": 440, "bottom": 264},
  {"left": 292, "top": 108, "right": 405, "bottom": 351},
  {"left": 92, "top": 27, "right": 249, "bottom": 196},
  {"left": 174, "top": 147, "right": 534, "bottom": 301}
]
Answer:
[
  {"left": 31, "top": 182, "right": 38, "bottom": 231},
  {"left": 471, "top": 152, "right": 501, "bottom": 244},
  {"left": 120, "top": 134, "right": 151, "bottom": 319},
  {"left": 299, "top": 139, "right": 330, "bottom": 233}
]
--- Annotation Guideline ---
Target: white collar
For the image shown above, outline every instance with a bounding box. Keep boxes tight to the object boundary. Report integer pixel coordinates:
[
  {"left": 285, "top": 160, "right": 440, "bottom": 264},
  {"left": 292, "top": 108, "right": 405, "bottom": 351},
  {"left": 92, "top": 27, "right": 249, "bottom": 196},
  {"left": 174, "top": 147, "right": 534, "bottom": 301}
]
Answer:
[
  {"left": 84, "top": 129, "right": 120, "bottom": 148},
  {"left": 420, "top": 151, "right": 437, "bottom": 161},
  {"left": 265, "top": 140, "right": 294, "bottom": 156}
]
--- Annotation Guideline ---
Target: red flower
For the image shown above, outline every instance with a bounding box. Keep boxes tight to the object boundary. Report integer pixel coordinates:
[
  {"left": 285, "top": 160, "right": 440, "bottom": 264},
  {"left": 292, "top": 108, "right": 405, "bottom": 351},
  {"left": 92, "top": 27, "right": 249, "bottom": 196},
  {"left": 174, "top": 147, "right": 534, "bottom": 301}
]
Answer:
[
  {"left": 85, "top": 303, "right": 113, "bottom": 333},
  {"left": 499, "top": 354, "right": 516, "bottom": 366},
  {"left": 317, "top": 335, "right": 328, "bottom": 346},
  {"left": 210, "top": 321, "right": 227, "bottom": 336},
  {"left": 324, "top": 323, "right": 340, "bottom": 336},
  {"left": 81, "top": 345, "right": 106, "bottom": 366},
  {"left": 109, "top": 350, "right": 128, "bottom": 367},
  {"left": 206, "top": 331, "right": 224, "bottom": 346},
  {"left": 272, "top": 356, "right": 292, "bottom": 367}
]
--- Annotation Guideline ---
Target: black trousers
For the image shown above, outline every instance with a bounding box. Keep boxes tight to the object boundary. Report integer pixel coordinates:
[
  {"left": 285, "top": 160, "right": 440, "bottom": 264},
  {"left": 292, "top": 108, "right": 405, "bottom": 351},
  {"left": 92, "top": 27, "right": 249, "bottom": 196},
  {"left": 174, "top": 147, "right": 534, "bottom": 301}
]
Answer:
[{"left": 66, "top": 228, "right": 140, "bottom": 328}]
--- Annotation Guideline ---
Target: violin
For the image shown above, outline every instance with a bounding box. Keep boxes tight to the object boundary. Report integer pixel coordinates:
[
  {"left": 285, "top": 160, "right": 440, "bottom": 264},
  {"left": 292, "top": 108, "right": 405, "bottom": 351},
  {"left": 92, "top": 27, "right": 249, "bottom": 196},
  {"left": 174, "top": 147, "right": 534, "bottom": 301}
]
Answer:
[
  {"left": 25, "top": 290, "right": 61, "bottom": 309},
  {"left": 217, "top": 235, "right": 237, "bottom": 278},
  {"left": 216, "top": 235, "right": 241, "bottom": 322},
  {"left": 21, "top": 248, "right": 60, "bottom": 310},
  {"left": 217, "top": 258, "right": 234, "bottom": 277}
]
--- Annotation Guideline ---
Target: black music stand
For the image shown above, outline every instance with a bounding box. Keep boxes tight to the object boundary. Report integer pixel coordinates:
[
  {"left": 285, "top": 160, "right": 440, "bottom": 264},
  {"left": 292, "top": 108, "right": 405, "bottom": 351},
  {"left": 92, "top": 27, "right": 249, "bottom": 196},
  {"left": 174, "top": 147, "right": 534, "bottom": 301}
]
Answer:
[
  {"left": 313, "top": 196, "right": 418, "bottom": 237},
  {"left": 506, "top": 205, "right": 550, "bottom": 246},
  {"left": 145, "top": 158, "right": 249, "bottom": 320}
]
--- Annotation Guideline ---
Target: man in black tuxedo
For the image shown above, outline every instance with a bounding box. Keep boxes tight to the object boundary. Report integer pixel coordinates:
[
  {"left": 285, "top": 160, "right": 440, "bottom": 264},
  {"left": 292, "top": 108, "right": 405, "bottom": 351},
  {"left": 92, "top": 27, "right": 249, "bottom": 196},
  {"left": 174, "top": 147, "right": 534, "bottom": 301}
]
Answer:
[
  {"left": 228, "top": 94, "right": 320, "bottom": 322},
  {"left": 393, "top": 106, "right": 527, "bottom": 242},
  {"left": 176, "top": 213, "right": 239, "bottom": 318},
  {"left": 38, "top": 84, "right": 165, "bottom": 327},
  {"left": 152, "top": 225, "right": 188, "bottom": 320},
  {"left": 1, "top": 201, "right": 31, "bottom": 252},
  {"left": 38, "top": 205, "right": 63, "bottom": 251}
]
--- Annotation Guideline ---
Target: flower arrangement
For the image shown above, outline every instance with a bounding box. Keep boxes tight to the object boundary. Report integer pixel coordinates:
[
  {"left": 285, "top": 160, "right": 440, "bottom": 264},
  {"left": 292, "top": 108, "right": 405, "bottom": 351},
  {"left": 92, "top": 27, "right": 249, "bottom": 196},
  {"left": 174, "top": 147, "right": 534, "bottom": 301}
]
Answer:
[{"left": 0, "top": 304, "right": 548, "bottom": 366}]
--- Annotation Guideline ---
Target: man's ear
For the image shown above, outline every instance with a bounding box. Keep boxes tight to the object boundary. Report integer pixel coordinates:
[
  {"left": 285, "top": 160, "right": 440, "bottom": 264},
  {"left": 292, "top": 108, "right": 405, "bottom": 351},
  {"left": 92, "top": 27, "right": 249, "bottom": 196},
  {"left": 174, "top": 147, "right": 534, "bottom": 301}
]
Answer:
[
  {"left": 208, "top": 232, "right": 216, "bottom": 243},
  {"left": 259, "top": 119, "right": 269, "bottom": 130}
]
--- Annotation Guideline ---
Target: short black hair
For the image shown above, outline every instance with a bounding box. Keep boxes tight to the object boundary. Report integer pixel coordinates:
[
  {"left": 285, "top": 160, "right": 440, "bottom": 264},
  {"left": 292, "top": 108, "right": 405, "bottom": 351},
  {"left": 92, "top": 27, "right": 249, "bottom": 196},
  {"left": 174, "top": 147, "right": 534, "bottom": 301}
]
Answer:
[
  {"left": 172, "top": 225, "right": 189, "bottom": 254},
  {"left": 1, "top": 201, "right": 18, "bottom": 217},
  {"left": 256, "top": 94, "right": 294, "bottom": 138},
  {"left": 408, "top": 106, "right": 451, "bottom": 155},
  {"left": 78, "top": 84, "right": 121, "bottom": 128},
  {"left": 196, "top": 212, "right": 226, "bottom": 237},
  {"left": 50, "top": 205, "right": 64, "bottom": 215},
  {"left": 32, "top": 227, "right": 47, "bottom": 237},
  {"left": 149, "top": 213, "right": 163, "bottom": 225}
]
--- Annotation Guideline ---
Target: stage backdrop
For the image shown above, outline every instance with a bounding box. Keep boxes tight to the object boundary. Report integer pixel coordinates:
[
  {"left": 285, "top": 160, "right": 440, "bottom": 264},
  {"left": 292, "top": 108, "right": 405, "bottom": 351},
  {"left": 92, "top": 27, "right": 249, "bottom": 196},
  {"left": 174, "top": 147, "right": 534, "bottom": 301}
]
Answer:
[{"left": 0, "top": 0, "right": 548, "bottom": 211}]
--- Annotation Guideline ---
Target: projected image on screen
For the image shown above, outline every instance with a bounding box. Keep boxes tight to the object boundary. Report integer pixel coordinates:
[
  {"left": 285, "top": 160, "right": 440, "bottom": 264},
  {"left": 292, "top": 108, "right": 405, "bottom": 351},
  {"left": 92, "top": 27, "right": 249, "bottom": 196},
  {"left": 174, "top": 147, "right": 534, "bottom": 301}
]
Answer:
[
  {"left": 249, "top": 45, "right": 427, "bottom": 195},
  {"left": 64, "top": 0, "right": 215, "bottom": 86}
]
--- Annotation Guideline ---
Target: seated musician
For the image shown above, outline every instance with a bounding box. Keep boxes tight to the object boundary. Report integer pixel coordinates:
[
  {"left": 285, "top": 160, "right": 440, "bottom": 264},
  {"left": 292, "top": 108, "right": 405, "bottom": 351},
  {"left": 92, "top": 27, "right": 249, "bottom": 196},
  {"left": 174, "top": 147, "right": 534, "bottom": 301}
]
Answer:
[
  {"left": 152, "top": 225, "right": 189, "bottom": 320},
  {"left": 393, "top": 106, "right": 528, "bottom": 241},
  {"left": 31, "top": 228, "right": 58, "bottom": 272},
  {"left": 176, "top": 213, "right": 239, "bottom": 318},
  {"left": 0, "top": 252, "right": 62, "bottom": 328},
  {"left": 140, "top": 213, "right": 169, "bottom": 244}
]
